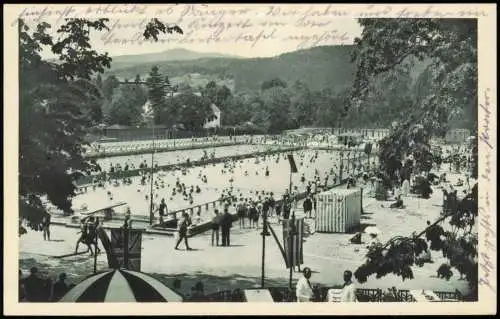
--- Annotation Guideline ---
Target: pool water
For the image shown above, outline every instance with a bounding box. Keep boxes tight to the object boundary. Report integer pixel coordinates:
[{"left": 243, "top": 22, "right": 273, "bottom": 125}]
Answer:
[{"left": 71, "top": 149, "right": 362, "bottom": 218}]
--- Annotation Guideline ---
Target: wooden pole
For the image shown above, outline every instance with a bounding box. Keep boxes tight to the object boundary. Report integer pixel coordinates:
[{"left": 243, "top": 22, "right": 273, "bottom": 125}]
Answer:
[
  {"left": 289, "top": 210, "right": 296, "bottom": 290},
  {"left": 124, "top": 223, "right": 129, "bottom": 269},
  {"left": 149, "top": 123, "right": 155, "bottom": 225},
  {"left": 261, "top": 212, "right": 266, "bottom": 288},
  {"left": 93, "top": 223, "right": 98, "bottom": 274}
]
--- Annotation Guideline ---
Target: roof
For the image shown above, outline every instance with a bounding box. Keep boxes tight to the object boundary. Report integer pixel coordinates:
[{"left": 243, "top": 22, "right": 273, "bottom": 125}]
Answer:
[
  {"left": 338, "top": 133, "right": 363, "bottom": 137},
  {"left": 172, "top": 92, "right": 202, "bottom": 97},
  {"left": 318, "top": 187, "right": 362, "bottom": 196},
  {"left": 284, "top": 127, "right": 331, "bottom": 134},
  {"left": 210, "top": 103, "right": 221, "bottom": 113},
  {"left": 106, "top": 124, "right": 130, "bottom": 130}
]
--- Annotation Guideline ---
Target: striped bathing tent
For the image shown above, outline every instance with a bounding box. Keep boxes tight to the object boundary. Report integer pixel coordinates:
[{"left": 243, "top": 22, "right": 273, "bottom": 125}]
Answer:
[
  {"left": 315, "top": 188, "right": 362, "bottom": 233},
  {"left": 59, "top": 269, "right": 183, "bottom": 302}
]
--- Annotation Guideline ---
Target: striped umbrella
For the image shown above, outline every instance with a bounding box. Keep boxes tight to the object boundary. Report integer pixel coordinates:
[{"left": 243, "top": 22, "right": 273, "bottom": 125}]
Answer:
[{"left": 59, "top": 269, "right": 183, "bottom": 302}]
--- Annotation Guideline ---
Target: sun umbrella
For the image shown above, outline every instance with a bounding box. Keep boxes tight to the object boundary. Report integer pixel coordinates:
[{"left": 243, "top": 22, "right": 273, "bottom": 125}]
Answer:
[
  {"left": 59, "top": 269, "right": 183, "bottom": 302},
  {"left": 364, "top": 226, "right": 381, "bottom": 235}
]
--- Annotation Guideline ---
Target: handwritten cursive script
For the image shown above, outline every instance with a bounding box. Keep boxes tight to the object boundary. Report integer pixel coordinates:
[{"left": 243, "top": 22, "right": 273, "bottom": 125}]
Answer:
[
  {"left": 14, "top": 4, "right": 489, "bottom": 53},
  {"left": 479, "top": 89, "right": 494, "bottom": 150},
  {"left": 477, "top": 88, "right": 497, "bottom": 295}
]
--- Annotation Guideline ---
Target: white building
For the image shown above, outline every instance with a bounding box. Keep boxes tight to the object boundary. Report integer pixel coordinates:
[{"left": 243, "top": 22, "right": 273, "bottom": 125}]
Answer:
[{"left": 203, "top": 103, "right": 221, "bottom": 129}]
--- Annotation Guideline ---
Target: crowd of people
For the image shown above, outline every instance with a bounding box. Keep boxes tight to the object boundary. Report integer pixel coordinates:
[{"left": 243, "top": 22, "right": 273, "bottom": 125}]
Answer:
[{"left": 19, "top": 267, "right": 75, "bottom": 302}]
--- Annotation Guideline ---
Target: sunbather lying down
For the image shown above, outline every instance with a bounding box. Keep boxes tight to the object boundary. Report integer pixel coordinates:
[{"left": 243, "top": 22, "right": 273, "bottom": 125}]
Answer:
[
  {"left": 389, "top": 195, "right": 405, "bottom": 209},
  {"left": 349, "top": 232, "right": 362, "bottom": 244}
]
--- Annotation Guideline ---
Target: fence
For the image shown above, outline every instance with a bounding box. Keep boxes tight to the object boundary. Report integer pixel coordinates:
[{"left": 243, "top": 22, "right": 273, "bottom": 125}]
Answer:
[
  {"left": 76, "top": 146, "right": 301, "bottom": 185},
  {"left": 433, "top": 289, "right": 463, "bottom": 301},
  {"left": 84, "top": 139, "right": 249, "bottom": 159},
  {"left": 195, "top": 287, "right": 461, "bottom": 302}
]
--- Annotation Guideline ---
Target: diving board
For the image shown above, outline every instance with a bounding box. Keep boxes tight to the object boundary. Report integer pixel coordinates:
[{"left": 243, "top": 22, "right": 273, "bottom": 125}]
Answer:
[{"left": 80, "top": 202, "right": 127, "bottom": 216}]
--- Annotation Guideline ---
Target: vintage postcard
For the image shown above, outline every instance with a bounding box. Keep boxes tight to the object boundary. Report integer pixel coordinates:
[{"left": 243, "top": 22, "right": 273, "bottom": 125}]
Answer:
[{"left": 3, "top": 3, "right": 497, "bottom": 316}]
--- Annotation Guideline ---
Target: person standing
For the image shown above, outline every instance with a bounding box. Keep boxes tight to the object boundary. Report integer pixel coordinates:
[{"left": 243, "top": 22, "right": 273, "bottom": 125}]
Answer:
[
  {"left": 312, "top": 195, "right": 317, "bottom": 214},
  {"left": 174, "top": 212, "right": 192, "bottom": 250},
  {"left": 51, "top": 273, "right": 69, "bottom": 302},
  {"left": 23, "top": 267, "right": 49, "bottom": 302},
  {"left": 220, "top": 208, "right": 232, "bottom": 246},
  {"left": 19, "top": 270, "right": 26, "bottom": 301},
  {"left": 255, "top": 201, "right": 263, "bottom": 227},
  {"left": 248, "top": 203, "right": 257, "bottom": 228},
  {"left": 303, "top": 196, "right": 313, "bottom": 218},
  {"left": 41, "top": 211, "right": 51, "bottom": 241},
  {"left": 275, "top": 200, "right": 282, "bottom": 221},
  {"left": 158, "top": 198, "right": 167, "bottom": 224},
  {"left": 268, "top": 193, "right": 275, "bottom": 217},
  {"left": 340, "top": 270, "right": 357, "bottom": 302},
  {"left": 283, "top": 196, "right": 291, "bottom": 220},
  {"left": 237, "top": 201, "right": 246, "bottom": 229},
  {"left": 296, "top": 267, "right": 314, "bottom": 302},
  {"left": 262, "top": 198, "right": 270, "bottom": 221},
  {"left": 211, "top": 209, "right": 220, "bottom": 247}
]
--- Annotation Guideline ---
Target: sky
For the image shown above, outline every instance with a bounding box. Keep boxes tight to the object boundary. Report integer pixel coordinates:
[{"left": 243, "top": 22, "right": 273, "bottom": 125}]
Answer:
[{"left": 14, "top": 4, "right": 364, "bottom": 59}]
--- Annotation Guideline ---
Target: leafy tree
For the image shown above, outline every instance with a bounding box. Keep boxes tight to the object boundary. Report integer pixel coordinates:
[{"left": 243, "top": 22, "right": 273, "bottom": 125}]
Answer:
[
  {"left": 345, "top": 66, "right": 414, "bottom": 128},
  {"left": 107, "top": 84, "right": 147, "bottom": 126},
  {"left": 102, "top": 75, "right": 120, "bottom": 101},
  {"left": 216, "top": 85, "right": 232, "bottom": 106},
  {"left": 352, "top": 18, "right": 477, "bottom": 137},
  {"left": 202, "top": 80, "right": 218, "bottom": 103},
  {"left": 289, "top": 80, "right": 314, "bottom": 128},
  {"left": 19, "top": 18, "right": 111, "bottom": 226},
  {"left": 95, "top": 74, "right": 103, "bottom": 89},
  {"left": 311, "top": 88, "right": 345, "bottom": 127},
  {"left": 166, "top": 92, "right": 214, "bottom": 130},
  {"left": 261, "top": 77, "right": 288, "bottom": 91},
  {"left": 261, "top": 84, "right": 291, "bottom": 133},
  {"left": 221, "top": 93, "right": 253, "bottom": 126},
  {"left": 351, "top": 18, "right": 478, "bottom": 299},
  {"left": 351, "top": 19, "right": 477, "bottom": 180},
  {"left": 19, "top": 17, "right": 182, "bottom": 231}
]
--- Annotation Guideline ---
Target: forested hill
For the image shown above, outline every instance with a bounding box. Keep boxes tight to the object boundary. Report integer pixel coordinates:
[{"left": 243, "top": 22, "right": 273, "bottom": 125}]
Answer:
[
  {"left": 106, "top": 48, "right": 243, "bottom": 71},
  {"left": 105, "top": 45, "right": 357, "bottom": 92}
]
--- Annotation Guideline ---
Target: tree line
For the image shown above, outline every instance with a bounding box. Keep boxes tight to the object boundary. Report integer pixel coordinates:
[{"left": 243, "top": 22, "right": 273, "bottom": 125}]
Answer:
[{"left": 93, "top": 70, "right": 415, "bottom": 133}]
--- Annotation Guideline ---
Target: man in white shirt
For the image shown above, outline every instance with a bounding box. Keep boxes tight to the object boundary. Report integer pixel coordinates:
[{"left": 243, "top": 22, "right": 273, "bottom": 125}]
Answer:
[
  {"left": 296, "top": 267, "right": 314, "bottom": 302},
  {"left": 340, "top": 270, "right": 357, "bottom": 302}
]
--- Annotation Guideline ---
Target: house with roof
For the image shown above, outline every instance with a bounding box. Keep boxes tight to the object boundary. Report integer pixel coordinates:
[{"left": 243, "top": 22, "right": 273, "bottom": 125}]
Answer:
[{"left": 203, "top": 103, "right": 221, "bottom": 129}]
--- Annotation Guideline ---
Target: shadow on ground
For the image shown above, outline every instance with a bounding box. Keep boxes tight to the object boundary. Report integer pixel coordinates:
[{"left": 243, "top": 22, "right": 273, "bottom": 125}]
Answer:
[
  {"left": 20, "top": 254, "right": 292, "bottom": 297},
  {"left": 149, "top": 271, "right": 293, "bottom": 296}
]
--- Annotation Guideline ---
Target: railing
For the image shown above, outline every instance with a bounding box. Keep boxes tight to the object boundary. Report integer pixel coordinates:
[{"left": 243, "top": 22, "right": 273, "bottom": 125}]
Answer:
[
  {"left": 396, "top": 289, "right": 416, "bottom": 302},
  {"left": 203, "top": 289, "right": 245, "bottom": 302},
  {"left": 356, "top": 288, "right": 384, "bottom": 302},
  {"left": 84, "top": 132, "right": 384, "bottom": 159},
  {"left": 84, "top": 140, "right": 248, "bottom": 159},
  {"left": 111, "top": 174, "right": 351, "bottom": 236},
  {"left": 433, "top": 289, "right": 462, "bottom": 301},
  {"left": 189, "top": 287, "right": 461, "bottom": 302},
  {"left": 76, "top": 146, "right": 301, "bottom": 185}
]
